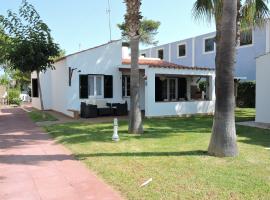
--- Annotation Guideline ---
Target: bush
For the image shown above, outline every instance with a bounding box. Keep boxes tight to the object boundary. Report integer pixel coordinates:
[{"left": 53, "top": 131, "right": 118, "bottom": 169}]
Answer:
[
  {"left": 8, "top": 88, "right": 22, "bottom": 105},
  {"left": 236, "top": 81, "right": 255, "bottom": 108}
]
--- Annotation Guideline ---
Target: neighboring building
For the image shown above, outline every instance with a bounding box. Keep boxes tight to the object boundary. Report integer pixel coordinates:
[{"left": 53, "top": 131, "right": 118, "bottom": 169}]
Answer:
[
  {"left": 140, "top": 21, "right": 270, "bottom": 80},
  {"left": 255, "top": 53, "right": 270, "bottom": 123},
  {"left": 31, "top": 40, "right": 216, "bottom": 118}
]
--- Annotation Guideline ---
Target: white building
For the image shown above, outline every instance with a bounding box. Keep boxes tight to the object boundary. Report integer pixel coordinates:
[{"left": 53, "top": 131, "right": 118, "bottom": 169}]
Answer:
[
  {"left": 31, "top": 40, "right": 216, "bottom": 118},
  {"left": 256, "top": 53, "right": 270, "bottom": 123}
]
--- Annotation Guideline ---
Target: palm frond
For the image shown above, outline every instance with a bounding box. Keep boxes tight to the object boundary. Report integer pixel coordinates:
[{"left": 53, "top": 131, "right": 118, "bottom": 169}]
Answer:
[
  {"left": 192, "top": 0, "right": 215, "bottom": 23},
  {"left": 241, "top": 0, "right": 270, "bottom": 29}
]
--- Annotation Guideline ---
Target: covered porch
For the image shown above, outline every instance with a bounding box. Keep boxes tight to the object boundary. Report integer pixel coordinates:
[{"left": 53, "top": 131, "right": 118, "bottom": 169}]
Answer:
[
  {"left": 144, "top": 65, "right": 216, "bottom": 117},
  {"left": 120, "top": 58, "right": 216, "bottom": 117}
]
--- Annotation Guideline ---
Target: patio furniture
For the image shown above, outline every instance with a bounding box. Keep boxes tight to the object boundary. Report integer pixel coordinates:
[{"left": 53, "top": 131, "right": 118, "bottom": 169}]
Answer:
[
  {"left": 107, "top": 101, "right": 128, "bottom": 116},
  {"left": 80, "top": 102, "right": 98, "bottom": 118},
  {"left": 98, "top": 107, "right": 113, "bottom": 116}
]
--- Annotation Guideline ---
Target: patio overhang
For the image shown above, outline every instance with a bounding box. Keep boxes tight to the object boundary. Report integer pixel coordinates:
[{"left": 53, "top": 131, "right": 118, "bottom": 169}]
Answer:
[{"left": 118, "top": 68, "right": 145, "bottom": 73}]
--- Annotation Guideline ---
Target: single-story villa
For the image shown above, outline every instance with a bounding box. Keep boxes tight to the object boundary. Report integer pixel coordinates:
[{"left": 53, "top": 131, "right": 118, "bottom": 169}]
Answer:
[
  {"left": 31, "top": 40, "right": 216, "bottom": 118},
  {"left": 256, "top": 53, "right": 270, "bottom": 123}
]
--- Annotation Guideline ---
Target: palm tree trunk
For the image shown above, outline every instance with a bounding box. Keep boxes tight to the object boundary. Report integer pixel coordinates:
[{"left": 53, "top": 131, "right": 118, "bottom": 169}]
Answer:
[
  {"left": 129, "top": 36, "right": 143, "bottom": 134},
  {"left": 208, "top": 0, "right": 238, "bottom": 157},
  {"left": 124, "top": 0, "right": 143, "bottom": 134},
  {"left": 36, "top": 70, "right": 44, "bottom": 110}
]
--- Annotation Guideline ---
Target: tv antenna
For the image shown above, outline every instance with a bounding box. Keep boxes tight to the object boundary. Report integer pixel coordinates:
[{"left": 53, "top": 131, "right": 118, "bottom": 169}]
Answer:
[{"left": 106, "top": 0, "right": 112, "bottom": 41}]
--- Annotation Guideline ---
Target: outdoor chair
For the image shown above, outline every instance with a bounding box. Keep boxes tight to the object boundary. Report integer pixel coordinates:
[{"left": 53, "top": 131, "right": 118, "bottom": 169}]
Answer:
[{"left": 80, "top": 102, "right": 98, "bottom": 118}]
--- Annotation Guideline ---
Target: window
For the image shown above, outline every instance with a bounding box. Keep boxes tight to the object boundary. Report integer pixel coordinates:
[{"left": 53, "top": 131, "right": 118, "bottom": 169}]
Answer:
[
  {"left": 169, "top": 78, "right": 177, "bottom": 100},
  {"left": 204, "top": 37, "right": 215, "bottom": 53},
  {"left": 88, "top": 75, "right": 103, "bottom": 97},
  {"left": 96, "top": 76, "right": 102, "bottom": 96},
  {"left": 80, "top": 74, "right": 112, "bottom": 99},
  {"left": 240, "top": 29, "right": 253, "bottom": 46},
  {"left": 122, "top": 75, "right": 130, "bottom": 97},
  {"left": 32, "top": 79, "right": 39, "bottom": 97},
  {"left": 155, "top": 76, "right": 186, "bottom": 102},
  {"left": 88, "top": 76, "right": 95, "bottom": 96},
  {"left": 157, "top": 49, "right": 164, "bottom": 60},
  {"left": 178, "top": 44, "right": 186, "bottom": 57}
]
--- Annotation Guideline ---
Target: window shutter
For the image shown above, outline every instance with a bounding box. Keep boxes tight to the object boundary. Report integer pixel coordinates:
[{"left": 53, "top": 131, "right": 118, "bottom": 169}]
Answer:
[
  {"left": 104, "top": 75, "right": 113, "bottom": 98},
  {"left": 155, "top": 77, "right": 162, "bottom": 101},
  {"left": 79, "top": 75, "right": 88, "bottom": 99},
  {"left": 178, "top": 78, "right": 187, "bottom": 99}
]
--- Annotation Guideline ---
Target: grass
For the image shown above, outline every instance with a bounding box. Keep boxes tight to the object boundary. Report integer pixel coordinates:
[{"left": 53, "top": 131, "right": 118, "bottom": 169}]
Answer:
[
  {"left": 44, "top": 108, "right": 269, "bottom": 200},
  {"left": 28, "top": 110, "right": 57, "bottom": 122}
]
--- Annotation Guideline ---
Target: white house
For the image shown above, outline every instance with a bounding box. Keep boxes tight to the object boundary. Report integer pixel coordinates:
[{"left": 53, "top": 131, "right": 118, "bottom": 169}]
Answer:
[
  {"left": 256, "top": 53, "right": 270, "bottom": 123},
  {"left": 31, "top": 40, "right": 216, "bottom": 118}
]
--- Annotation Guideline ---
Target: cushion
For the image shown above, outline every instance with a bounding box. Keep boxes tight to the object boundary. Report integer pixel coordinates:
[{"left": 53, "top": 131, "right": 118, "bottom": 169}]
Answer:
[{"left": 96, "top": 99, "right": 108, "bottom": 108}]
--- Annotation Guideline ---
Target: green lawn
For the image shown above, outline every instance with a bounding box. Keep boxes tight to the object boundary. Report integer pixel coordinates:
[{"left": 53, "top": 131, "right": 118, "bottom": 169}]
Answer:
[
  {"left": 44, "top": 108, "right": 269, "bottom": 200},
  {"left": 28, "top": 110, "right": 57, "bottom": 122}
]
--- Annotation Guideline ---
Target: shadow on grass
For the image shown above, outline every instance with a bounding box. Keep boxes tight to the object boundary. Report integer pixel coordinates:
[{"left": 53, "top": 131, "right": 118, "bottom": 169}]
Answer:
[
  {"left": 75, "top": 150, "right": 207, "bottom": 160},
  {"left": 46, "top": 117, "right": 213, "bottom": 144},
  {"left": 236, "top": 125, "right": 270, "bottom": 148},
  {"left": 46, "top": 109, "right": 269, "bottom": 149}
]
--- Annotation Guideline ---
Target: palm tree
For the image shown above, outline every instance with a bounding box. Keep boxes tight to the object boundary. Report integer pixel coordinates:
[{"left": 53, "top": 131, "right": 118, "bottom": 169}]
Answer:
[
  {"left": 124, "top": 0, "right": 143, "bottom": 134},
  {"left": 193, "top": 0, "right": 269, "bottom": 157}
]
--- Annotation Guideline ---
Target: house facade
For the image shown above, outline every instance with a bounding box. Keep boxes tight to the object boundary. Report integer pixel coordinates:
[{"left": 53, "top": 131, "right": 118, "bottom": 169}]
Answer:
[
  {"left": 256, "top": 53, "right": 270, "bottom": 123},
  {"left": 31, "top": 40, "right": 215, "bottom": 118},
  {"left": 140, "top": 21, "right": 270, "bottom": 80}
]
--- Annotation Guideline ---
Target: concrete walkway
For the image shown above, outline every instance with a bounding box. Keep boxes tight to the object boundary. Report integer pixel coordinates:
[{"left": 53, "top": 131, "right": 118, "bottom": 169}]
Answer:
[
  {"left": 0, "top": 107, "right": 122, "bottom": 200},
  {"left": 237, "top": 121, "right": 270, "bottom": 130}
]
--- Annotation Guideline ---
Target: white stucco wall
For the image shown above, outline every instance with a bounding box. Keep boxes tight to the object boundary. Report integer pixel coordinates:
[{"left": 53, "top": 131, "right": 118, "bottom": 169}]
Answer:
[
  {"left": 31, "top": 40, "right": 123, "bottom": 117},
  {"left": 31, "top": 40, "right": 216, "bottom": 118},
  {"left": 31, "top": 70, "right": 52, "bottom": 110},
  {"left": 256, "top": 53, "right": 270, "bottom": 123},
  {"left": 144, "top": 67, "right": 216, "bottom": 117}
]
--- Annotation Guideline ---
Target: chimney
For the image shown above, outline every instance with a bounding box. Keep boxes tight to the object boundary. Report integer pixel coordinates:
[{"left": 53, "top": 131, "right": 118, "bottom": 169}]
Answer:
[
  {"left": 122, "top": 46, "right": 130, "bottom": 59},
  {"left": 122, "top": 42, "right": 130, "bottom": 59}
]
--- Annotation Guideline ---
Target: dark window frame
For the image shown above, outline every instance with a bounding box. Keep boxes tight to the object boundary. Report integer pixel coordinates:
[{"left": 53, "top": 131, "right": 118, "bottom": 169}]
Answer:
[
  {"left": 204, "top": 37, "right": 215, "bottom": 53},
  {"left": 122, "top": 75, "right": 130, "bottom": 97},
  {"left": 240, "top": 28, "right": 253, "bottom": 46},
  {"left": 178, "top": 44, "right": 186, "bottom": 57},
  {"left": 157, "top": 49, "right": 164, "bottom": 60}
]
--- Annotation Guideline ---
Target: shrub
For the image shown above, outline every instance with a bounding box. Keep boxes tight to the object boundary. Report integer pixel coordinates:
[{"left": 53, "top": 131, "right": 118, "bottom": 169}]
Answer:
[
  {"left": 236, "top": 81, "right": 255, "bottom": 108},
  {"left": 8, "top": 88, "right": 22, "bottom": 105}
]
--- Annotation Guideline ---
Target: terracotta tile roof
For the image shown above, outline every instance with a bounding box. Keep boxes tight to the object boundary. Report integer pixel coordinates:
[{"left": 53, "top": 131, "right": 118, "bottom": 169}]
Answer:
[{"left": 122, "top": 58, "right": 214, "bottom": 71}]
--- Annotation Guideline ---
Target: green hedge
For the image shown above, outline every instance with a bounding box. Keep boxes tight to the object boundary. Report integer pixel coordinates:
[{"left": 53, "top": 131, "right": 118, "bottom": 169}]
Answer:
[
  {"left": 8, "top": 88, "right": 22, "bottom": 105},
  {"left": 236, "top": 81, "right": 255, "bottom": 108}
]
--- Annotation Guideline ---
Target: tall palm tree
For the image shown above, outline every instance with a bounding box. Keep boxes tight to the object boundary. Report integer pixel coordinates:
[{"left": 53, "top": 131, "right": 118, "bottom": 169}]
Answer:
[
  {"left": 124, "top": 0, "right": 143, "bottom": 134},
  {"left": 193, "top": 0, "right": 269, "bottom": 157}
]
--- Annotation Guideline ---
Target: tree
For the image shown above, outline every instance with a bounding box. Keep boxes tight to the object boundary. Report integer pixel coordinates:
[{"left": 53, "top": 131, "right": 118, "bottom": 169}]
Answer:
[
  {"left": 4, "top": 68, "right": 31, "bottom": 90},
  {"left": 0, "top": 73, "right": 10, "bottom": 87},
  {"left": 118, "top": 18, "right": 161, "bottom": 45},
  {"left": 124, "top": 0, "right": 143, "bottom": 134},
  {"left": 0, "top": 26, "right": 10, "bottom": 65},
  {"left": 192, "top": 0, "right": 269, "bottom": 157},
  {"left": 0, "top": 0, "right": 60, "bottom": 110}
]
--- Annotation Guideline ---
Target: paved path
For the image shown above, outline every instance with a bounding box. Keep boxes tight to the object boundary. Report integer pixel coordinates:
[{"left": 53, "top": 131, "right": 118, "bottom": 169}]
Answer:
[
  {"left": 237, "top": 121, "right": 270, "bottom": 130},
  {"left": 0, "top": 107, "right": 122, "bottom": 200}
]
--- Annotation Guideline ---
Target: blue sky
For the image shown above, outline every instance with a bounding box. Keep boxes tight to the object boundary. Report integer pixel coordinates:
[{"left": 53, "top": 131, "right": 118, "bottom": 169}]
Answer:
[
  {"left": 9, "top": 0, "right": 267, "bottom": 75},
  {"left": 0, "top": 0, "right": 219, "bottom": 55}
]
